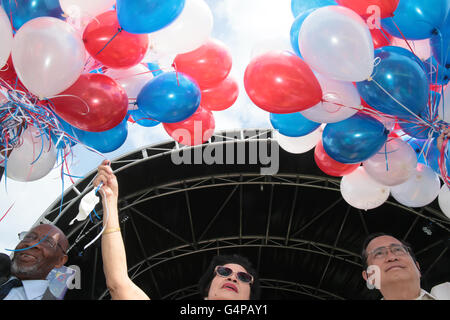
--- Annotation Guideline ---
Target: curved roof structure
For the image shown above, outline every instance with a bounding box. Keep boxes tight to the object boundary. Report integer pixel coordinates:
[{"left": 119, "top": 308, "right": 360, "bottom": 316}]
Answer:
[{"left": 38, "top": 129, "right": 450, "bottom": 300}]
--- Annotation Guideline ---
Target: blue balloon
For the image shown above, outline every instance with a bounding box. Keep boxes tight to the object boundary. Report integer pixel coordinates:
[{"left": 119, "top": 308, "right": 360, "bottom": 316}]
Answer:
[
  {"left": 430, "top": 14, "right": 450, "bottom": 69},
  {"left": 117, "top": 0, "right": 185, "bottom": 34},
  {"left": 270, "top": 112, "right": 320, "bottom": 137},
  {"left": 73, "top": 117, "right": 128, "bottom": 154},
  {"left": 403, "top": 135, "right": 448, "bottom": 175},
  {"left": 137, "top": 72, "right": 201, "bottom": 123},
  {"left": 423, "top": 57, "right": 450, "bottom": 86},
  {"left": 1, "top": 0, "right": 63, "bottom": 30},
  {"left": 128, "top": 108, "right": 160, "bottom": 127},
  {"left": 381, "top": 46, "right": 426, "bottom": 72},
  {"left": 291, "top": 0, "right": 336, "bottom": 18},
  {"left": 381, "top": 0, "right": 449, "bottom": 40},
  {"left": 290, "top": 9, "right": 315, "bottom": 57},
  {"left": 322, "top": 113, "right": 388, "bottom": 164},
  {"left": 147, "top": 62, "right": 164, "bottom": 76},
  {"left": 356, "top": 46, "right": 429, "bottom": 118}
]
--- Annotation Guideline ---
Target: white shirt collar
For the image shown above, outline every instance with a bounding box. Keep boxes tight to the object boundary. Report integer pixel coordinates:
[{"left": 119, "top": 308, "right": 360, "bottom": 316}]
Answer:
[
  {"left": 415, "top": 289, "right": 437, "bottom": 300},
  {"left": 21, "top": 279, "right": 49, "bottom": 300},
  {"left": 381, "top": 288, "right": 437, "bottom": 300}
]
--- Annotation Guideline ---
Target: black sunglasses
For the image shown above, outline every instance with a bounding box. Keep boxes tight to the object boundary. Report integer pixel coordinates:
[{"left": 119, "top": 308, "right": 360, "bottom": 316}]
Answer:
[{"left": 214, "top": 266, "right": 254, "bottom": 284}]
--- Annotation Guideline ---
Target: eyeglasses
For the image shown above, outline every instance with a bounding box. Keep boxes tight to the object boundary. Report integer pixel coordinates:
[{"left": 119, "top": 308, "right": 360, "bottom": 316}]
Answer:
[
  {"left": 214, "top": 266, "right": 254, "bottom": 284},
  {"left": 18, "top": 232, "right": 67, "bottom": 255},
  {"left": 367, "top": 244, "right": 410, "bottom": 260}
]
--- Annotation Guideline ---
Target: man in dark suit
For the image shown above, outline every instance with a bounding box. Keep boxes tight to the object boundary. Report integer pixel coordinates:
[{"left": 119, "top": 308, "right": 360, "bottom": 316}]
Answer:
[{"left": 0, "top": 224, "right": 69, "bottom": 300}]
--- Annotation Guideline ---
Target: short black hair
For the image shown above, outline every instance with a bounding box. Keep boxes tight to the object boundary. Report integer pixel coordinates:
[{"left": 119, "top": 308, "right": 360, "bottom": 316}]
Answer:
[
  {"left": 360, "top": 233, "right": 418, "bottom": 271},
  {"left": 198, "top": 254, "right": 261, "bottom": 300}
]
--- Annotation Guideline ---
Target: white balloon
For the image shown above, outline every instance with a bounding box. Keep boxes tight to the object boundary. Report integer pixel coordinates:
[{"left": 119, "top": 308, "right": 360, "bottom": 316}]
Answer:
[
  {"left": 0, "top": 6, "right": 13, "bottom": 69},
  {"left": 147, "top": 0, "right": 213, "bottom": 56},
  {"left": 340, "top": 166, "right": 390, "bottom": 210},
  {"left": 391, "top": 163, "right": 441, "bottom": 208},
  {"left": 300, "top": 73, "right": 360, "bottom": 123},
  {"left": 438, "top": 85, "right": 450, "bottom": 123},
  {"left": 273, "top": 125, "right": 323, "bottom": 154},
  {"left": 371, "top": 113, "right": 396, "bottom": 132},
  {"left": 60, "top": 0, "right": 116, "bottom": 18},
  {"left": 438, "top": 185, "right": 450, "bottom": 219},
  {"left": 6, "top": 127, "right": 57, "bottom": 182},
  {"left": 299, "top": 6, "right": 374, "bottom": 82},
  {"left": 363, "top": 139, "right": 418, "bottom": 186},
  {"left": 12, "top": 17, "right": 86, "bottom": 99},
  {"left": 105, "top": 64, "right": 153, "bottom": 108}
]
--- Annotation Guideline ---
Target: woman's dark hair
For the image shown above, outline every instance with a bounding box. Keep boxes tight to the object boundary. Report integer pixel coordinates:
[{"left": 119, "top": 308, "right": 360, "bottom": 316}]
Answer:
[
  {"left": 198, "top": 254, "right": 261, "bottom": 300},
  {"left": 360, "top": 233, "right": 418, "bottom": 271}
]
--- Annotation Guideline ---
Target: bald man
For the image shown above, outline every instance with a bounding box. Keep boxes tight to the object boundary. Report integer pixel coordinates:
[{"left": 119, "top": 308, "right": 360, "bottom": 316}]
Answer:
[{"left": 1, "top": 224, "right": 69, "bottom": 300}]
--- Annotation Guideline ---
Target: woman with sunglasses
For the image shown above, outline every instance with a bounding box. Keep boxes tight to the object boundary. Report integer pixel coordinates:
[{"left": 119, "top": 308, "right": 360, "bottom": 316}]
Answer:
[
  {"left": 198, "top": 254, "right": 261, "bottom": 300},
  {"left": 95, "top": 161, "right": 260, "bottom": 300}
]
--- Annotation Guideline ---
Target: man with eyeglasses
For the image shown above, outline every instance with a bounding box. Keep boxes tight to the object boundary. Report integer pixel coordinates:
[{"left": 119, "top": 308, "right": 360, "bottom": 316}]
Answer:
[
  {"left": 0, "top": 224, "right": 69, "bottom": 300},
  {"left": 361, "top": 233, "right": 450, "bottom": 300}
]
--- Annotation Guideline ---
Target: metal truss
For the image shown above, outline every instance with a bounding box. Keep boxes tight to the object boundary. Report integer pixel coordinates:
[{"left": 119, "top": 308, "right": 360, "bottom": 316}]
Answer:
[
  {"left": 98, "top": 235, "right": 360, "bottom": 300},
  {"left": 160, "top": 280, "right": 345, "bottom": 300},
  {"left": 34, "top": 129, "right": 450, "bottom": 300}
]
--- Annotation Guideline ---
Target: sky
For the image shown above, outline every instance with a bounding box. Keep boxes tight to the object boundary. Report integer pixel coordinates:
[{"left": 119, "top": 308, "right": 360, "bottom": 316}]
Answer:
[{"left": 0, "top": 0, "right": 295, "bottom": 254}]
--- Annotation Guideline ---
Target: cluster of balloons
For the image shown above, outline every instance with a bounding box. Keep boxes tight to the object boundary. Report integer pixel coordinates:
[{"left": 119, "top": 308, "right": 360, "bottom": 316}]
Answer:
[
  {"left": 0, "top": 0, "right": 239, "bottom": 182},
  {"left": 244, "top": 0, "right": 450, "bottom": 217}
]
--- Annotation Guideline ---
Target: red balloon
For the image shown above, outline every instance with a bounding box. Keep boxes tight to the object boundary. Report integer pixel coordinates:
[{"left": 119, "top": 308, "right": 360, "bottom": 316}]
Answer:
[
  {"left": 163, "top": 107, "right": 215, "bottom": 146},
  {"left": 173, "top": 39, "right": 232, "bottom": 89},
  {"left": 314, "top": 140, "right": 360, "bottom": 177},
  {"left": 50, "top": 74, "right": 128, "bottom": 132},
  {"left": 336, "top": 0, "right": 399, "bottom": 19},
  {"left": 370, "top": 27, "right": 393, "bottom": 49},
  {"left": 201, "top": 77, "right": 239, "bottom": 111},
  {"left": 83, "top": 11, "right": 148, "bottom": 69},
  {"left": 244, "top": 51, "right": 322, "bottom": 113}
]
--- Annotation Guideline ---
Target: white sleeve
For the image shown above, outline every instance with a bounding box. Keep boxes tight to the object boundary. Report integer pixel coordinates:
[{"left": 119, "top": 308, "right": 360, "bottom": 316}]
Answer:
[{"left": 430, "top": 282, "right": 450, "bottom": 300}]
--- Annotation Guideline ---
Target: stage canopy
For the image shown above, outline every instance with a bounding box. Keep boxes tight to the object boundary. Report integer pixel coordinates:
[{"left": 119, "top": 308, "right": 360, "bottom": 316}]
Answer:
[{"left": 38, "top": 129, "right": 450, "bottom": 300}]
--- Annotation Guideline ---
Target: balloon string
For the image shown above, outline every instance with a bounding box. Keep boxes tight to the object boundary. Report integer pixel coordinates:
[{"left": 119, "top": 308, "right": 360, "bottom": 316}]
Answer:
[
  {"left": 379, "top": 27, "right": 392, "bottom": 45},
  {"left": 384, "top": 142, "right": 389, "bottom": 172},
  {"left": 0, "top": 202, "right": 14, "bottom": 223},
  {"left": 391, "top": 20, "right": 417, "bottom": 56},
  {"left": 7, "top": 0, "right": 18, "bottom": 32},
  {"left": 369, "top": 78, "right": 429, "bottom": 126},
  {"left": 439, "top": 139, "right": 450, "bottom": 187},
  {"left": 172, "top": 62, "right": 180, "bottom": 86},
  {"left": 47, "top": 94, "right": 90, "bottom": 115},
  {"left": 95, "top": 27, "right": 123, "bottom": 57}
]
